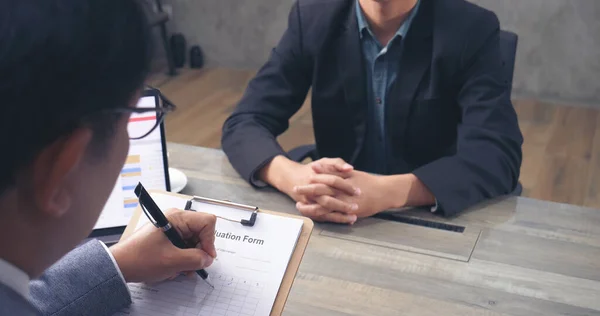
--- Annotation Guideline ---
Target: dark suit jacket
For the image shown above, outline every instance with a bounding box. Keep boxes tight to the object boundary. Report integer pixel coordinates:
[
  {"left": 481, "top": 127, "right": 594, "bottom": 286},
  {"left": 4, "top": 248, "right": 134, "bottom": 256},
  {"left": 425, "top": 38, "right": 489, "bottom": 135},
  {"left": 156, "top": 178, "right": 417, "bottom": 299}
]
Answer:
[{"left": 222, "top": 0, "right": 523, "bottom": 216}]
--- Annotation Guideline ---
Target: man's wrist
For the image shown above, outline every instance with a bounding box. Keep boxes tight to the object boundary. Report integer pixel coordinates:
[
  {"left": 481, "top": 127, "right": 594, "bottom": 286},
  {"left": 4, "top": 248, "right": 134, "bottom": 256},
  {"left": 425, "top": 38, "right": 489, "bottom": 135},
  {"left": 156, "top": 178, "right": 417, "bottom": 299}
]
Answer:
[
  {"left": 381, "top": 174, "right": 435, "bottom": 209},
  {"left": 259, "top": 155, "right": 298, "bottom": 193},
  {"left": 108, "top": 242, "right": 133, "bottom": 283},
  {"left": 379, "top": 175, "right": 408, "bottom": 209},
  {"left": 101, "top": 242, "right": 128, "bottom": 286}
]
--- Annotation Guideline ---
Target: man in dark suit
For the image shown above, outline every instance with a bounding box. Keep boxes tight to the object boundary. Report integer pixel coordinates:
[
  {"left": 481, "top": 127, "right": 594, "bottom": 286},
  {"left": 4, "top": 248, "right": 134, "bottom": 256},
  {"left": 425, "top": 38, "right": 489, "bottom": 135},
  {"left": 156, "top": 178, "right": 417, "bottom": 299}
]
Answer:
[{"left": 222, "top": 0, "right": 523, "bottom": 224}]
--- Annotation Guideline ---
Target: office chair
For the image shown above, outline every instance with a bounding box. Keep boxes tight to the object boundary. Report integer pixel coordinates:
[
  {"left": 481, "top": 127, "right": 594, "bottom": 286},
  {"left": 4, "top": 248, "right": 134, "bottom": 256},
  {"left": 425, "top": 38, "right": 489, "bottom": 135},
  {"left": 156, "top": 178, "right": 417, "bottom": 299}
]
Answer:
[
  {"left": 499, "top": 30, "right": 522, "bottom": 195},
  {"left": 287, "top": 30, "right": 522, "bottom": 196}
]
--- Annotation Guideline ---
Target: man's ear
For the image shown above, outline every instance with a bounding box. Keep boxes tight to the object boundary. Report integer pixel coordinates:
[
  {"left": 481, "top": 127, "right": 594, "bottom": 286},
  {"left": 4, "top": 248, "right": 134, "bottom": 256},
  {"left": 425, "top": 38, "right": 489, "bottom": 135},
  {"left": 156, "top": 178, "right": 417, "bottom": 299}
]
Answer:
[{"left": 31, "top": 128, "right": 93, "bottom": 218}]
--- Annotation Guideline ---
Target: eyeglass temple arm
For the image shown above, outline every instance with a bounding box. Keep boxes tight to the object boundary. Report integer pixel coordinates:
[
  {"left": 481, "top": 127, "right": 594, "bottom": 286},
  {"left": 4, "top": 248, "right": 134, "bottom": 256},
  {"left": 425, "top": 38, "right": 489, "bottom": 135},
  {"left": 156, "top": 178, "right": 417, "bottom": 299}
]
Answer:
[
  {"left": 160, "top": 93, "right": 176, "bottom": 109},
  {"left": 145, "top": 84, "right": 176, "bottom": 110}
]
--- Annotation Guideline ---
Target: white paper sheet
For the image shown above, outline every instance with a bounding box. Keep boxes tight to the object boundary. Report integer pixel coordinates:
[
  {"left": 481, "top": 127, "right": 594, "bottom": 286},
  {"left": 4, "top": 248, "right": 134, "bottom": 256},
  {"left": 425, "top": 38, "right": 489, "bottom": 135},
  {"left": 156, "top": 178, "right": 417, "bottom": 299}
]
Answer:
[{"left": 113, "top": 193, "right": 303, "bottom": 316}]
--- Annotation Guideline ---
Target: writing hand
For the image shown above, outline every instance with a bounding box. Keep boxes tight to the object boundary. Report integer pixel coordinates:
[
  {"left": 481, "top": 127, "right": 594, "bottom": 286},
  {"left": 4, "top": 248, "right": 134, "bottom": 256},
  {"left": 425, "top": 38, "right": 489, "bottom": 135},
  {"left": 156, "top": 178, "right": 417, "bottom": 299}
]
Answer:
[{"left": 110, "top": 209, "right": 217, "bottom": 283}]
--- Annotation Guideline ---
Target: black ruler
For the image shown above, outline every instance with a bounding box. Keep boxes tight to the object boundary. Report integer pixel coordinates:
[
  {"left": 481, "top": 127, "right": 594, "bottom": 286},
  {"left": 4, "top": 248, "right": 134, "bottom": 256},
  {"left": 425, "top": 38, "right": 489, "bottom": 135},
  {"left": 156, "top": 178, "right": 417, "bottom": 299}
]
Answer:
[{"left": 372, "top": 213, "right": 465, "bottom": 233}]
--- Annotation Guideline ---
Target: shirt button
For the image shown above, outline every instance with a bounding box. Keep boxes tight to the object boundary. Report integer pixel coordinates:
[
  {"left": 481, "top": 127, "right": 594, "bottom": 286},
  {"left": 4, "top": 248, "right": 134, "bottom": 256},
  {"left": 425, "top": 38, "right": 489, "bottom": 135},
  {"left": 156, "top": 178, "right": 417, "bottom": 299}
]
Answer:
[{"left": 375, "top": 97, "right": 382, "bottom": 105}]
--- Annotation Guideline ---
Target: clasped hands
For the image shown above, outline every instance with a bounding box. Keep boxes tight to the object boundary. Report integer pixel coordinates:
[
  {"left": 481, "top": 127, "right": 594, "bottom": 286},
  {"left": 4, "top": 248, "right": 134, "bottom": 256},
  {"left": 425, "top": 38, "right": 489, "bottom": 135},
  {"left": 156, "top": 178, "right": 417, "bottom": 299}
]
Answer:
[
  {"left": 106, "top": 157, "right": 431, "bottom": 286},
  {"left": 288, "top": 158, "right": 398, "bottom": 224}
]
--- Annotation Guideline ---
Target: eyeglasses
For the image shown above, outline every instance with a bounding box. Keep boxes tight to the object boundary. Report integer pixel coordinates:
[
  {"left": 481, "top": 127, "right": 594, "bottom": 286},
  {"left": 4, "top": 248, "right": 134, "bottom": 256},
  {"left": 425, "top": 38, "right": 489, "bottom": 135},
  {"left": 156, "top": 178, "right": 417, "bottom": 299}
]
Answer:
[{"left": 108, "top": 86, "right": 176, "bottom": 140}]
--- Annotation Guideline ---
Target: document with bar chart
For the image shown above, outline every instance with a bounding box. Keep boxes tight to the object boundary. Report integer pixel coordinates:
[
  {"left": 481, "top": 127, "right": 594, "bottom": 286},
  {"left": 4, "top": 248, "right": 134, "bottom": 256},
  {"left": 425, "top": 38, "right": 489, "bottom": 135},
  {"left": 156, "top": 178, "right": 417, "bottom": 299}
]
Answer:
[{"left": 94, "top": 95, "right": 169, "bottom": 229}]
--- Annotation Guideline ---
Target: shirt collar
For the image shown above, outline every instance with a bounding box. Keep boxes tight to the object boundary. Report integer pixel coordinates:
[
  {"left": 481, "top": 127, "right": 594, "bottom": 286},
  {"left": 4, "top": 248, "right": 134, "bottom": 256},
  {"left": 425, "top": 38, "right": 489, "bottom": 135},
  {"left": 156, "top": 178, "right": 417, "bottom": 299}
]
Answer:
[
  {"left": 356, "top": 0, "right": 421, "bottom": 41},
  {"left": 0, "top": 258, "right": 30, "bottom": 299}
]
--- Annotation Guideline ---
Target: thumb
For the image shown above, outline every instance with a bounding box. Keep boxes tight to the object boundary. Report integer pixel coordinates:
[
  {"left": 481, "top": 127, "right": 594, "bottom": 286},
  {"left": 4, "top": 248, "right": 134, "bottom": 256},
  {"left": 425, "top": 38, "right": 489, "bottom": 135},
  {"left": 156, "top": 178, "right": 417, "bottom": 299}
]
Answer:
[
  {"left": 336, "top": 163, "right": 354, "bottom": 172},
  {"left": 311, "top": 162, "right": 353, "bottom": 178},
  {"left": 171, "top": 248, "right": 214, "bottom": 272},
  {"left": 311, "top": 163, "right": 324, "bottom": 174}
]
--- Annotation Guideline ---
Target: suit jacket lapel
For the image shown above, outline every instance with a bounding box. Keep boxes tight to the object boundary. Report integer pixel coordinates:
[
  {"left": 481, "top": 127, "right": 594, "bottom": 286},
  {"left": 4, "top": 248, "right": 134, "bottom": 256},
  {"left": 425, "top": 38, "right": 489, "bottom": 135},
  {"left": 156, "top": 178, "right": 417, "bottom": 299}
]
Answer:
[
  {"left": 336, "top": 2, "right": 368, "bottom": 163},
  {"left": 387, "top": 0, "right": 434, "bottom": 164}
]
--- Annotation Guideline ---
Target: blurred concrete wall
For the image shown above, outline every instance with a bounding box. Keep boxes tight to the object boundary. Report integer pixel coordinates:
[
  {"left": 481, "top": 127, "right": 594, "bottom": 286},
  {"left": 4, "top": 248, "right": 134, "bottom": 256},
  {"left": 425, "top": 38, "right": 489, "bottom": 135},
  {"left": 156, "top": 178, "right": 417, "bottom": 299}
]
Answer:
[{"left": 162, "top": 0, "right": 600, "bottom": 105}]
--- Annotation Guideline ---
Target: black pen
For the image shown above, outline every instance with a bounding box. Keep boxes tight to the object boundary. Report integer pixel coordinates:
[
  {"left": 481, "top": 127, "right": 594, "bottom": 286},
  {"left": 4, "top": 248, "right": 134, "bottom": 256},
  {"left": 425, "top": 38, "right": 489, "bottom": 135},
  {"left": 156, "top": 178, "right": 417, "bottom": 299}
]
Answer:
[{"left": 134, "top": 183, "right": 214, "bottom": 288}]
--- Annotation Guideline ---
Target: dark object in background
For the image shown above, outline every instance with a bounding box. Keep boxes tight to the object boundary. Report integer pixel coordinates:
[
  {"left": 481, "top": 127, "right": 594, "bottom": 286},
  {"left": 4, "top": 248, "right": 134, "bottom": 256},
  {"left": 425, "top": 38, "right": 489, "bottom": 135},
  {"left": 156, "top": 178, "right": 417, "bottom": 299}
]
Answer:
[
  {"left": 144, "top": 0, "right": 176, "bottom": 76},
  {"left": 190, "top": 45, "right": 204, "bottom": 69},
  {"left": 170, "top": 33, "right": 186, "bottom": 68}
]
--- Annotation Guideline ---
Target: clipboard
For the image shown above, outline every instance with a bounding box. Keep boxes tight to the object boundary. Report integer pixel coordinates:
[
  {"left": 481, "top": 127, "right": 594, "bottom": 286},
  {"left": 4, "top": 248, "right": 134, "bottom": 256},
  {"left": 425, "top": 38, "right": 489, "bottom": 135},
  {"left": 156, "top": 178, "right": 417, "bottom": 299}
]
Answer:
[{"left": 119, "top": 190, "right": 314, "bottom": 316}]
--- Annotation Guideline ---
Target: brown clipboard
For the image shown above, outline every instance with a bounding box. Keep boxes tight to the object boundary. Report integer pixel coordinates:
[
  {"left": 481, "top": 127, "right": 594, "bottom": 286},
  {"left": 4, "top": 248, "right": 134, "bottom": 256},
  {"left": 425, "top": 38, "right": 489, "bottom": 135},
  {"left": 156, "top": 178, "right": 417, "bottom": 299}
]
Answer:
[{"left": 119, "top": 190, "right": 314, "bottom": 316}]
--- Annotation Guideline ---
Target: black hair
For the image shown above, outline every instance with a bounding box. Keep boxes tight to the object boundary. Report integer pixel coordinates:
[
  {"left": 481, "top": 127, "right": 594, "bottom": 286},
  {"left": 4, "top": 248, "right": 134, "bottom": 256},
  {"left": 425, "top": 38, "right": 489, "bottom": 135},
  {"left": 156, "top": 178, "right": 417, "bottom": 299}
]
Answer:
[{"left": 0, "top": 0, "right": 153, "bottom": 192}]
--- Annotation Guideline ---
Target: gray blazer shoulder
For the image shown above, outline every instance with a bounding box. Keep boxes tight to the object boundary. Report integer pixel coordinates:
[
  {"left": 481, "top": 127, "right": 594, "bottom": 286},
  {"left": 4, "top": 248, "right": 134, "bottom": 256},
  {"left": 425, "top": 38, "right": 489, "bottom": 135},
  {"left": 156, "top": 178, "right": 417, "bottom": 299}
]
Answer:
[{"left": 29, "top": 240, "right": 131, "bottom": 316}]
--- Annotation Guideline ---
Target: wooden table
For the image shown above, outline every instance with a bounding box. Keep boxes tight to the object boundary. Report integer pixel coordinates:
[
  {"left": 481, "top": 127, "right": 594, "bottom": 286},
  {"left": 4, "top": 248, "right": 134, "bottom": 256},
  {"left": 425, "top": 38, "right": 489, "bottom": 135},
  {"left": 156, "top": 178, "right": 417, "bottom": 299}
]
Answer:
[{"left": 167, "top": 143, "right": 600, "bottom": 316}]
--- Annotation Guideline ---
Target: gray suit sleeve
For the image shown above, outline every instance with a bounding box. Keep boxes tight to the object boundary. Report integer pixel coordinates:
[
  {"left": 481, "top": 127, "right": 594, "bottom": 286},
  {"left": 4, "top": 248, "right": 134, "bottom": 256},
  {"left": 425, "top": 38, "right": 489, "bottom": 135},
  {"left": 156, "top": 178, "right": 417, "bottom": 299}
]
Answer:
[{"left": 29, "top": 240, "right": 132, "bottom": 316}]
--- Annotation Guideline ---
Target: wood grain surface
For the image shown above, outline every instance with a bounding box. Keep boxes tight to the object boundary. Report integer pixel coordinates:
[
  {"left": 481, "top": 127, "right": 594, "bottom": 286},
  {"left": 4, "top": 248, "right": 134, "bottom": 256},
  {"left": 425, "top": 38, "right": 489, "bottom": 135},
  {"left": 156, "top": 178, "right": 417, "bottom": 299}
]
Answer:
[{"left": 166, "top": 143, "right": 600, "bottom": 316}]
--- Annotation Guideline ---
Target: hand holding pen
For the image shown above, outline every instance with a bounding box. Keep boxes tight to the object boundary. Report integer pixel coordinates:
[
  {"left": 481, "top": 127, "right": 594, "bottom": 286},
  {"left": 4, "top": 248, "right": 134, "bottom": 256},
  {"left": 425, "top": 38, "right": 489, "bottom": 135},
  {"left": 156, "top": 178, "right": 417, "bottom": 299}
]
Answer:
[{"left": 109, "top": 184, "right": 217, "bottom": 286}]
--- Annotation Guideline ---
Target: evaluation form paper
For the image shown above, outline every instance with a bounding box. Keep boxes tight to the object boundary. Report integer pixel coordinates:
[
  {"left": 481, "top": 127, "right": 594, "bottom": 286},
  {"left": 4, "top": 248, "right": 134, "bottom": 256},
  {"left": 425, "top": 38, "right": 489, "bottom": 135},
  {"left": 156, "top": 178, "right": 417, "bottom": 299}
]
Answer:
[{"left": 114, "top": 193, "right": 304, "bottom": 316}]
